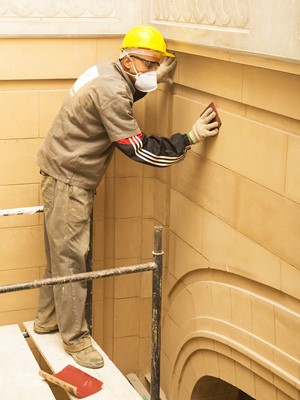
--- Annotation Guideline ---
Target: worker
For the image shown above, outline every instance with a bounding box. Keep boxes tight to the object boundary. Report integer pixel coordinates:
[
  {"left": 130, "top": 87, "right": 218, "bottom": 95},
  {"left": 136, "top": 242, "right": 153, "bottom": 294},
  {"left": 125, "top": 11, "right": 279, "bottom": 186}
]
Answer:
[{"left": 34, "top": 25, "right": 219, "bottom": 369}]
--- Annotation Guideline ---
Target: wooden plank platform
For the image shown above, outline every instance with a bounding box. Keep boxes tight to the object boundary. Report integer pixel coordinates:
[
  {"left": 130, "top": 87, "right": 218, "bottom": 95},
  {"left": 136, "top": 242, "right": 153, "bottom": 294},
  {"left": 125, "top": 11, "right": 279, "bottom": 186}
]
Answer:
[
  {"left": 0, "top": 324, "right": 55, "bottom": 399},
  {"left": 24, "top": 321, "right": 142, "bottom": 400}
]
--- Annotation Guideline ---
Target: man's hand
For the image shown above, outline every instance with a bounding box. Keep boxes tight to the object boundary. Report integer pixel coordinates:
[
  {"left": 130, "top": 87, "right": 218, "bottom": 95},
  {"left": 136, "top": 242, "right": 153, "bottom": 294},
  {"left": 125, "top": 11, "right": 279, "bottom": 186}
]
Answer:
[
  {"left": 188, "top": 108, "right": 219, "bottom": 144},
  {"left": 156, "top": 58, "right": 177, "bottom": 84}
]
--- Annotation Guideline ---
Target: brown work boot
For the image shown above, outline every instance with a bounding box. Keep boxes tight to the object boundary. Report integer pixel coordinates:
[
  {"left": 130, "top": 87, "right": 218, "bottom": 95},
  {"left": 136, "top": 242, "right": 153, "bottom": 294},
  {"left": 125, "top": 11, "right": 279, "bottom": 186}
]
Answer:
[
  {"left": 34, "top": 322, "right": 59, "bottom": 334},
  {"left": 68, "top": 346, "right": 104, "bottom": 369}
]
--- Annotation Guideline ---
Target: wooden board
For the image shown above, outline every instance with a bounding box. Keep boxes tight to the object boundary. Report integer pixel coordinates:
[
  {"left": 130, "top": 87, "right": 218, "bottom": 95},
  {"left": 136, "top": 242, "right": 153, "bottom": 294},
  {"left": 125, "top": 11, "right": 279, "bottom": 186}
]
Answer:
[
  {"left": 24, "top": 321, "right": 142, "bottom": 400},
  {"left": 0, "top": 324, "right": 55, "bottom": 399},
  {"left": 145, "top": 372, "right": 168, "bottom": 400},
  {"left": 127, "top": 373, "right": 150, "bottom": 399}
]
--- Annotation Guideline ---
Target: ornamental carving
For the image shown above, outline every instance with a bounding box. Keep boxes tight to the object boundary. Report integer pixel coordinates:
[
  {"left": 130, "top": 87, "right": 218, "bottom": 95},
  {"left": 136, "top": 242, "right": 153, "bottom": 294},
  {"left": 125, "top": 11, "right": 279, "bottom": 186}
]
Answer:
[
  {"left": 0, "top": 0, "right": 116, "bottom": 18},
  {"left": 152, "top": 0, "right": 249, "bottom": 28}
]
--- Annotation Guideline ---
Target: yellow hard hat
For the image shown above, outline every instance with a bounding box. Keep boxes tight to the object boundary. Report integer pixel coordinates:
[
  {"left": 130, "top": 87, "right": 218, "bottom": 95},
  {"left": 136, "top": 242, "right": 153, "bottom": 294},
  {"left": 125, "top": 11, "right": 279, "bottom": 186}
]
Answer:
[{"left": 121, "top": 26, "right": 175, "bottom": 58}]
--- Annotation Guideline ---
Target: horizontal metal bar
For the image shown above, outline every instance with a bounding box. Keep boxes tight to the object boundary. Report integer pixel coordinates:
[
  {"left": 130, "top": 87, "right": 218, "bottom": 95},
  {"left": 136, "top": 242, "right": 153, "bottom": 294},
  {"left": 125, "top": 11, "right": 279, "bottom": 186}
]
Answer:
[
  {"left": 0, "top": 206, "right": 44, "bottom": 217},
  {"left": 0, "top": 262, "right": 157, "bottom": 294}
]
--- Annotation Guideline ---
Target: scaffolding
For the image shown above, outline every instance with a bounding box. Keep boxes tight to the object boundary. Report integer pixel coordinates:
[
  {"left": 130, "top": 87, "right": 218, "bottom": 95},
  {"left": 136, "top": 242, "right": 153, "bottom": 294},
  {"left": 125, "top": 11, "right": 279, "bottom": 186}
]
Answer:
[{"left": 0, "top": 206, "right": 164, "bottom": 400}]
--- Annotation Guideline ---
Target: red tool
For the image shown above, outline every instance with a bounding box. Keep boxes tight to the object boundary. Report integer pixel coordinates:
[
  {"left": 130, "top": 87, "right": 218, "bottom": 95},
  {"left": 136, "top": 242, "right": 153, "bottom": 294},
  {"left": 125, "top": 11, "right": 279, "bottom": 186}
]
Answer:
[
  {"left": 201, "top": 101, "right": 222, "bottom": 128},
  {"left": 39, "top": 365, "right": 103, "bottom": 398}
]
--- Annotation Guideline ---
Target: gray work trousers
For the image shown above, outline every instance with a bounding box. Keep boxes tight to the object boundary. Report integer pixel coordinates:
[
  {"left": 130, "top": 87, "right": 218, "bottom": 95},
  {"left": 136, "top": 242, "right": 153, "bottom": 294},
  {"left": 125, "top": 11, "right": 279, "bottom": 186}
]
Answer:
[{"left": 35, "top": 175, "right": 94, "bottom": 352}]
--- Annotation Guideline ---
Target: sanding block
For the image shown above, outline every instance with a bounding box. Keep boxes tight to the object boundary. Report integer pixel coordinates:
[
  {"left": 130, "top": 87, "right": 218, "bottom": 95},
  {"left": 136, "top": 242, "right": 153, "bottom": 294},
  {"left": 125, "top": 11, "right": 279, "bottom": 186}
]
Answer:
[
  {"left": 39, "top": 365, "right": 103, "bottom": 398},
  {"left": 201, "top": 102, "right": 222, "bottom": 128}
]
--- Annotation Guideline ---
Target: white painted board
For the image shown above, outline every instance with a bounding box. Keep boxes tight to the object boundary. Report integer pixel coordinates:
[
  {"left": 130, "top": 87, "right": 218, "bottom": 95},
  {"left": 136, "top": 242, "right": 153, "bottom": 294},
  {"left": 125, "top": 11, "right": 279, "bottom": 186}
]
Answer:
[
  {"left": 24, "top": 321, "right": 142, "bottom": 400},
  {"left": 0, "top": 324, "right": 55, "bottom": 399}
]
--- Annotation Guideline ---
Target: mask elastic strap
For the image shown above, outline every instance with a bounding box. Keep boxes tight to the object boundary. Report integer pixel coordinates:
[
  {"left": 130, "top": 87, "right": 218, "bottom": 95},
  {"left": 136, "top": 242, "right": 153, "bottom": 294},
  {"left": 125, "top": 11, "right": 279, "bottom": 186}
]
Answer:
[{"left": 122, "top": 50, "right": 140, "bottom": 77}]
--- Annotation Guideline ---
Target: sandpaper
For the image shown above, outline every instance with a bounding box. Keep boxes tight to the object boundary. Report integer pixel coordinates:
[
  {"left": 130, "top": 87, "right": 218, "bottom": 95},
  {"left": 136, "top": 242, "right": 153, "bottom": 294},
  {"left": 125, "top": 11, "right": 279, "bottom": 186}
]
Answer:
[{"left": 201, "top": 102, "right": 222, "bottom": 128}]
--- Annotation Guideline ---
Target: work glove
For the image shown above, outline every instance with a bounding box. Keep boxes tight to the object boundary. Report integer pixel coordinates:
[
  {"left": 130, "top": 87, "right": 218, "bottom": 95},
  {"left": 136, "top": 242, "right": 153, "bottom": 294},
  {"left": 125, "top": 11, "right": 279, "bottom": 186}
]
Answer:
[
  {"left": 187, "top": 108, "right": 219, "bottom": 144},
  {"left": 156, "top": 58, "right": 177, "bottom": 84}
]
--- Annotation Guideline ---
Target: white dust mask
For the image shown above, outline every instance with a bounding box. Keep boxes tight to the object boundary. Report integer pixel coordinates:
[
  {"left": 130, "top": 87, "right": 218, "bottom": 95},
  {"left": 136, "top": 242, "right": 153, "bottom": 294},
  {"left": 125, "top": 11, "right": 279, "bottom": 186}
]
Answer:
[{"left": 134, "top": 71, "right": 157, "bottom": 92}]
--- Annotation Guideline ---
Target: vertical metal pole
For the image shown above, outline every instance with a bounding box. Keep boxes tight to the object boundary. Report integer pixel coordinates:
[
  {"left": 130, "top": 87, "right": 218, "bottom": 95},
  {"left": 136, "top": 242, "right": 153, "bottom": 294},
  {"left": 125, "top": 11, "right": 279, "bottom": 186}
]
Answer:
[
  {"left": 85, "top": 210, "right": 93, "bottom": 335},
  {"left": 150, "top": 226, "right": 164, "bottom": 400}
]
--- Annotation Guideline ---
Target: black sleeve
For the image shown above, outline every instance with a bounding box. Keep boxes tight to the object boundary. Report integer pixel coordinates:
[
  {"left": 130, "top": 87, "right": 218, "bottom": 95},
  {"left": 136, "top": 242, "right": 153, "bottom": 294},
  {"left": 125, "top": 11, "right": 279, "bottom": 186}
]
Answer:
[{"left": 114, "top": 132, "right": 190, "bottom": 167}]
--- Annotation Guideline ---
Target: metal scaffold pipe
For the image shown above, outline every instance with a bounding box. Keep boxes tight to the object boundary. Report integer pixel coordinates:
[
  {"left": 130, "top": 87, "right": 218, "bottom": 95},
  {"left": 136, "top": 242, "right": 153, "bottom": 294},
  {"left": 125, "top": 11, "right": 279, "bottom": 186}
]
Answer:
[
  {"left": 151, "top": 226, "right": 164, "bottom": 400},
  {"left": 0, "top": 206, "right": 44, "bottom": 216},
  {"left": 0, "top": 262, "right": 157, "bottom": 294}
]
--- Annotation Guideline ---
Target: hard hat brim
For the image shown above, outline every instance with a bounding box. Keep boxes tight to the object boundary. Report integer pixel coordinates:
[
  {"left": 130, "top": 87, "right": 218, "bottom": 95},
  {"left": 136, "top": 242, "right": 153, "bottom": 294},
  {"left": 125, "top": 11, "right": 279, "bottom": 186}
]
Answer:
[{"left": 164, "top": 50, "right": 175, "bottom": 58}]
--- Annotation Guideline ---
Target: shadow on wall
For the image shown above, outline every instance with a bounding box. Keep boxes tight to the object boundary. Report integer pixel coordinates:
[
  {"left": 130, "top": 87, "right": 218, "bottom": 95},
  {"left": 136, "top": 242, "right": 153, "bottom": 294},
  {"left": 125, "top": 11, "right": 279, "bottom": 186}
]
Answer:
[{"left": 192, "top": 376, "right": 255, "bottom": 400}]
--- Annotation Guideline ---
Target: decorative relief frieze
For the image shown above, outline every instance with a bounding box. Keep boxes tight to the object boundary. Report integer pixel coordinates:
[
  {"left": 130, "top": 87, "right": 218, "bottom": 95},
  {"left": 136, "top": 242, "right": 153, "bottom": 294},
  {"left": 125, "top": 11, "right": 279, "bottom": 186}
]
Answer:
[
  {"left": 0, "top": 0, "right": 141, "bottom": 37},
  {"left": 0, "top": 0, "right": 298, "bottom": 61},
  {"left": 152, "top": 0, "right": 249, "bottom": 29},
  {"left": 0, "top": 0, "right": 117, "bottom": 18}
]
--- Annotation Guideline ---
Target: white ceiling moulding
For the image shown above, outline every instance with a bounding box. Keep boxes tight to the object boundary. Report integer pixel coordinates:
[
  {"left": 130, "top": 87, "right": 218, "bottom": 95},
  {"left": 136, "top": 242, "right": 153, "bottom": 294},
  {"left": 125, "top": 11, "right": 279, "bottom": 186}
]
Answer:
[
  {"left": 146, "top": 0, "right": 300, "bottom": 63},
  {"left": 0, "top": 0, "right": 142, "bottom": 37}
]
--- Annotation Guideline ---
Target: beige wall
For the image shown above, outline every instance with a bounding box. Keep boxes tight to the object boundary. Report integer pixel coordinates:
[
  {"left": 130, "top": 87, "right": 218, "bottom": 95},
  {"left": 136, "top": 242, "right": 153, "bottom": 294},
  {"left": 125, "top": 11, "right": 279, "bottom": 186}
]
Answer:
[
  {"left": 0, "top": 35, "right": 299, "bottom": 400},
  {"left": 157, "top": 46, "right": 300, "bottom": 399}
]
